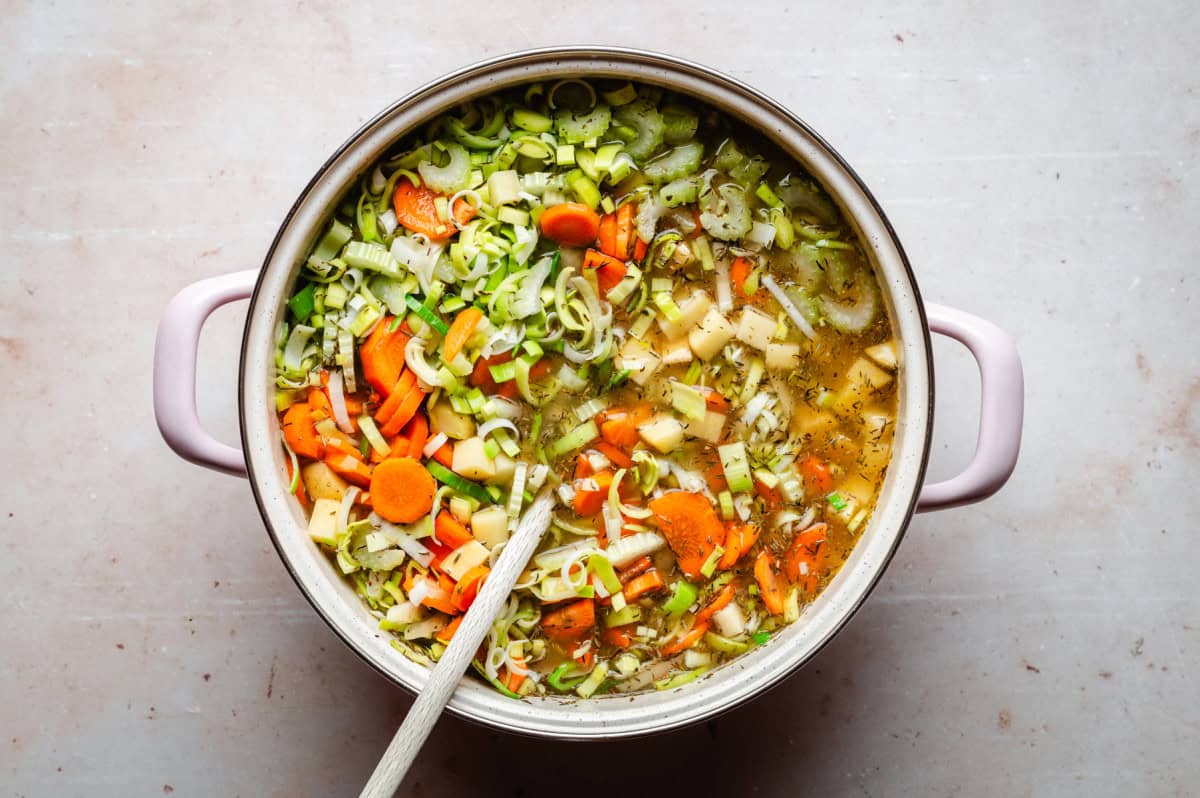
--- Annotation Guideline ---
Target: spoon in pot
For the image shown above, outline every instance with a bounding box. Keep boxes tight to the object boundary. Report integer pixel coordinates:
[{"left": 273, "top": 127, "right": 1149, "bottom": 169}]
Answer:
[{"left": 359, "top": 488, "right": 555, "bottom": 798}]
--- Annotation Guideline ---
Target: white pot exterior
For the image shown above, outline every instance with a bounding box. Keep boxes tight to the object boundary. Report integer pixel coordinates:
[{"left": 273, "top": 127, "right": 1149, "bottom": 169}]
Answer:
[{"left": 237, "top": 47, "right": 934, "bottom": 739}]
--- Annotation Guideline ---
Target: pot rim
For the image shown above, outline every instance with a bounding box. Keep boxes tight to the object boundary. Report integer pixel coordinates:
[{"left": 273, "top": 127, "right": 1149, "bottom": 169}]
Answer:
[{"left": 237, "top": 45, "right": 933, "bottom": 739}]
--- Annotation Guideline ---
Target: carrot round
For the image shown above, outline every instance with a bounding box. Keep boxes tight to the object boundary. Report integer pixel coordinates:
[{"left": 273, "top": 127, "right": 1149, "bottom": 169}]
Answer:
[
  {"left": 370, "top": 456, "right": 436, "bottom": 524},
  {"left": 539, "top": 202, "right": 601, "bottom": 247},
  {"left": 443, "top": 307, "right": 483, "bottom": 363},
  {"left": 281, "top": 403, "right": 324, "bottom": 460},
  {"left": 393, "top": 178, "right": 475, "bottom": 241},
  {"left": 754, "top": 550, "right": 787, "bottom": 615},
  {"left": 540, "top": 598, "right": 595, "bottom": 644},
  {"left": 660, "top": 622, "right": 709, "bottom": 656},
  {"left": 648, "top": 492, "right": 726, "bottom": 580}
]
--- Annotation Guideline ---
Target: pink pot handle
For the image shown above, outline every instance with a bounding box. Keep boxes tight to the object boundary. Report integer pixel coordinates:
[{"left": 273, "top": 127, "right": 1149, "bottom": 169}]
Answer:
[
  {"left": 917, "top": 303, "right": 1023, "bottom": 511},
  {"left": 153, "top": 270, "right": 258, "bottom": 477}
]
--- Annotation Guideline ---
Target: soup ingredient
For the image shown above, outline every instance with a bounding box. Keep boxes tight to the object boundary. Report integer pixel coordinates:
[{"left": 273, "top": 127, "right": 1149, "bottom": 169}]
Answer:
[
  {"left": 539, "top": 202, "right": 602, "bottom": 246},
  {"left": 371, "top": 457, "right": 436, "bottom": 523}
]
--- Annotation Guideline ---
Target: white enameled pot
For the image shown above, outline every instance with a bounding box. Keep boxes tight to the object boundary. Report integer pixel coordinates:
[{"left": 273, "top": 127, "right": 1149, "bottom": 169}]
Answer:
[{"left": 153, "top": 47, "right": 1024, "bottom": 740}]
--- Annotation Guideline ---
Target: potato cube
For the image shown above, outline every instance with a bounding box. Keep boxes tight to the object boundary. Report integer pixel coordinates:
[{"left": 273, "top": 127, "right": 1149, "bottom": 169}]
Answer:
[
  {"left": 638, "top": 415, "right": 685, "bottom": 453},
  {"left": 617, "top": 337, "right": 663, "bottom": 386},
  {"left": 765, "top": 342, "right": 801, "bottom": 371},
  {"left": 440, "top": 539, "right": 490, "bottom": 581},
  {"left": 682, "top": 410, "right": 726, "bottom": 443},
  {"left": 452, "top": 437, "right": 496, "bottom": 481},
  {"left": 735, "top": 307, "right": 777, "bottom": 350},
  {"left": 658, "top": 291, "right": 712, "bottom": 340},
  {"left": 471, "top": 505, "right": 511, "bottom": 548},
  {"left": 688, "top": 307, "right": 735, "bottom": 360}
]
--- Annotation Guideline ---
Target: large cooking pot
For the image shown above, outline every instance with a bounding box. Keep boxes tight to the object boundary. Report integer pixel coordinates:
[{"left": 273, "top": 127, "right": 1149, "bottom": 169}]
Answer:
[{"left": 153, "top": 47, "right": 1023, "bottom": 739}]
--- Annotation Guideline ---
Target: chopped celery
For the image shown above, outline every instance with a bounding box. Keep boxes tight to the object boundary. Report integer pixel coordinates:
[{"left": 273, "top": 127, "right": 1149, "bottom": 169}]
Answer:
[
  {"left": 511, "top": 107, "right": 553, "bottom": 133},
  {"left": 555, "top": 104, "right": 612, "bottom": 144},
  {"left": 604, "top": 605, "right": 642, "bottom": 628},
  {"left": 311, "top": 219, "right": 353, "bottom": 262},
  {"left": 828, "top": 492, "right": 848, "bottom": 511},
  {"left": 718, "top": 490, "right": 735, "bottom": 520},
  {"left": 662, "top": 580, "right": 699, "bottom": 615},
  {"left": 575, "top": 661, "right": 609, "bottom": 698},
  {"left": 288, "top": 284, "right": 316, "bottom": 322},
  {"left": 343, "top": 241, "right": 401, "bottom": 277},
  {"left": 700, "top": 546, "right": 724, "bottom": 578},
  {"left": 670, "top": 382, "right": 707, "bottom": 422},
  {"left": 547, "top": 420, "right": 599, "bottom": 458},
  {"left": 718, "top": 442, "right": 753, "bottom": 493},
  {"left": 613, "top": 99, "right": 665, "bottom": 162},
  {"left": 661, "top": 104, "right": 699, "bottom": 145},
  {"left": 643, "top": 142, "right": 704, "bottom": 183},
  {"left": 404, "top": 294, "right": 450, "bottom": 335},
  {"left": 426, "top": 461, "right": 492, "bottom": 503}
]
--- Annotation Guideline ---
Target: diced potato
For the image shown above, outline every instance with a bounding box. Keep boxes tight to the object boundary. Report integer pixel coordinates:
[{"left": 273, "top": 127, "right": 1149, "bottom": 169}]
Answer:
[
  {"left": 386, "top": 601, "right": 425, "bottom": 625},
  {"left": 302, "top": 461, "right": 349, "bottom": 501},
  {"left": 861, "top": 413, "right": 894, "bottom": 473},
  {"left": 792, "top": 409, "right": 839, "bottom": 439},
  {"left": 661, "top": 337, "right": 694, "bottom": 365},
  {"left": 486, "top": 453, "right": 516, "bottom": 486},
  {"left": 865, "top": 340, "right": 898, "bottom": 370},
  {"left": 711, "top": 602, "right": 746, "bottom": 637},
  {"left": 306, "top": 498, "right": 341, "bottom": 546},
  {"left": 735, "top": 307, "right": 777, "bottom": 350},
  {"left": 638, "top": 415, "right": 685, "bottom": 453},
  {"left": 845, "top": 357, "right": 893, "bottom": 392},
  {"left": 452, "top": 437, "right": 496, "bottom": 481},
  {"left": 487, "top": 169, "right": 521, "bottom": 206},
  {"left": 616, "top": 337, "right": 663, "bottom": 386},
  {"left": 682, "top": 410, "right": 726, "bottom": 444},
  {"left": 471, "top": 505, "right": 510, "bottom": 548},
  {"left": 688, "top": 307, "right": 735, "bottom": 360},
  {"left": 658, "top": 290, "right": 712, "bottom": 340},
  {"left": 429, "top": 400, "right": 476, "bottom": 440},
  {"left": 765, "top": 342, "right": 801, "bottom": 371},
  {"left": 440, "top": 539, "right": 490, "bottom": 581}
]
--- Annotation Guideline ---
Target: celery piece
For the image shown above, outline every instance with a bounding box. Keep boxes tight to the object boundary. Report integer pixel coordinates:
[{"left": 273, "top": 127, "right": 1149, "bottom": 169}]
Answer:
[
  {"left": 511, "top": 107, "right": 553, "bottom": 133},
  {"left": 643, "top": 142, "right": 704, "bottom": 183},
  {"left": 613, "top": 99, "right": 665, "bottom": 162},
  {"left": 671, "top": 382, "right": 707, "bottom": 422},
  {"left": 311, "top": 219, "right": 353, "bottom": 262},
  {"left": 718, "top": 490, "right": 735, "bottom": 521},
  {"left": 575, "top": 661, "right": 610, "bottom": 698},
  {"left": 547, "top": 420, "right": 599, "bottom": 458},
  {"left": 662, "top": 580, "right": 699, "bottom": 615},
  {"left": 661, "top": 103, "right": 699, "bottom": 145},
  {"left": 288, "top": 284, "right": 316, "bottom": 322},
  {"left": 555, "top": 104, "right": 612, "bottom": 144},
  {"left": 718, "top": 442, "right": 753, "bottom": 493},
  {"left": 604, "top": 604, "right": 642, "bottom": 628}
]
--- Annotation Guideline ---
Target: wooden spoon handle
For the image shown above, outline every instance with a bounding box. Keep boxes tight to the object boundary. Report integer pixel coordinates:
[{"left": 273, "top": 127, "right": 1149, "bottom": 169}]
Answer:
[{"left": 359, "top": 489, "right": 554, "bottom": 798}]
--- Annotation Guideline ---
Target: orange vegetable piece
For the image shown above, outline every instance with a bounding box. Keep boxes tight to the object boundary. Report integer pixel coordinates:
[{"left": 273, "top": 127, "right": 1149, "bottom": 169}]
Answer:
[
  {"left": 360, "top": 317, "right": 412, "bottom": 397},
  {"left": 784, "top": 523, "right": 828, "bottom": 592},
  {"left": 436, "top": 615, "right": 463, "bottom": 643},
  {"left": 694, "top": 583, "right": 736, "bottom": 624},
  {"left": 442, "top": 307, "right": 483, "bottom": 363},
  {"left": 597, "top": 211, "right": 618, "bottom": 257},
  {"left": 370, "top": 456, "right": 436, "bottom": 524},
  {"left": 602, "top": 624, "right": 636, "bottom": 649},
  {"left": 434, "top": 511, "right": 474, "bottom": 549},
  {"left": 470, "top": 352, "right": 519, "bottom": 399},
  {"left": 379, "top": 385, "right": 427, "bottom": 437},
  {"left": 648, "top": 492, "right": 726, "bottom": 580},
  {"left": 324, "top": 453, "right": 373, "bottom": 488},
  {"left": 404, "top": 412, "right": 428, "bottom": 460},
  {"left": 660, "top": 622, "right": 709, "bottom": 656},
  {"left": 581, "top": 248, "right": 628, "bottom": 295},
  {"left": 754, "top": 478, "right": 783, "bottom": 512},
  {"left": 622, "top": 569, "right": 665, "bottom": 602},
  {"left": 392, "top": 178, "right": 475, "bottom": 241},
  {"left": 539, "top": 202, "right": 601, "bottom": 247},
  {"left": 754, "top": 550, "right": 787, "bottom": 615},
  {"left": 574, "top": 452, "right": 595, "bottom": 480},
  {"left": 798, "top": 455, "right": 834, "bottom": 494},
  {"left": 281, "top": 403, "right": 324, "bottom": 460},
  {"left": 617, "top": 555, "right": 653, "bottom": 584},
  {"left": 573, "top": 470, "right": 614, "bottom": 517},
  {"left": 430, "top": 441, "right": 454, "bottom": 468},
  {"left": 594, "top": 441, "right": 634, "bottom": 469},
  {"left": 450, "top": 564, "right": 489, "bottom": 612},
  {"left": 374, "top": 369, "right": 417, "bottom": 427},
  {"left": 613, "top": 202, "right": 635, "bottom": 259},
  {"left": 540, "top": 599, "right": 595, "bottom": 644}
]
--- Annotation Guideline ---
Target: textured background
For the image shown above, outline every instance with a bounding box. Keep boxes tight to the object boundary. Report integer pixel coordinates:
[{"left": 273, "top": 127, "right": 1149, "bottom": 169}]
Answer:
[{"left": 2, "top": 1, "right": 1197, "bottom": 795}]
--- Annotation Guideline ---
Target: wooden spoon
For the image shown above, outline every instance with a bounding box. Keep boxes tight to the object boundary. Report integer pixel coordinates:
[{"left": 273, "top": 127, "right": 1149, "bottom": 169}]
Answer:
[{"left": 359, "top": 488, "right": 555, "bottom": 797}]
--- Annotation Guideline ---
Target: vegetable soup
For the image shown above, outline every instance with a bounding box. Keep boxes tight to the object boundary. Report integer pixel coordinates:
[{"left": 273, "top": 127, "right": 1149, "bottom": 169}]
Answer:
[{"left": 275, "top": 78, "right": 897, "bottom": 697}]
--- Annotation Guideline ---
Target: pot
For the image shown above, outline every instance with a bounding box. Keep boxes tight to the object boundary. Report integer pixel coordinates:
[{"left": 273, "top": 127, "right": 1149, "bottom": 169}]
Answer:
[{"left": 153, "top": 46, "right": 1023, "bottom": 740}]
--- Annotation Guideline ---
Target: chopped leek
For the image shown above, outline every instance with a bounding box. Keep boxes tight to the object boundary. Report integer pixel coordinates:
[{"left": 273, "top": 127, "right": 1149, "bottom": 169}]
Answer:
[{"left": 718, "top": 442, "right": 753, "bottom": 493}]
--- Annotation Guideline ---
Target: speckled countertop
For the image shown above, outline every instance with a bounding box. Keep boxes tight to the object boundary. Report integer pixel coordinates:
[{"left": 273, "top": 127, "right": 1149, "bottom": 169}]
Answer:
[{"left": 2, "top": 1, "right": 1197, "bottom": 795}]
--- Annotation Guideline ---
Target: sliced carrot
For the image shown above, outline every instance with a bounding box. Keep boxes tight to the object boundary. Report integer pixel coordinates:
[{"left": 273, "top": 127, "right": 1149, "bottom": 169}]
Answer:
[
  {"left": 282, "top": 403, "right": 324, "bottom": 460},
  {"left": 573, "top": 470, "right": 614, "bottom": 517},
  {"left": 633, "top": 236, "right": 648, "bottom": 262},
  {"left": 648, "top": 492, "right": 726, "bottom": 580},
  {"left": 597, "top": 211, "right": 618, "bottom": 256},
  {"left": 505, "top": 662, "right": 526, "bottom": 694},
  {"left": 754, "top": 478, "right": 783, "bottom": 512},
  {"left": 450, "top": 564, "right": 489, "bottom": 612},
  {"left": 582, "top": 248, "right": 628, "bottom": 295},
  {"left": 754, "top": 550, "right": 787, "bottom": 615},
  {"left": 594, "top": 441, "right": 634, "bottom": 469},
  {"left": 393, "top": 178, "right": 474, "bottom": 241},
  {"left": 416, "top": 578, "right": 460, "bottom": 616},
  {"left": 574, "top": 452, "right": 595, "bottom": 480},
  {"left": 324, "top": 453, "right": 373, "bottom": 488},
  {"left": 442, "top": 307, "right": 483, "bottom": 363},
  {"left": 470, "top": 352, "right": 519, "bottom": 399},
  {"left": 572, "top": 647, "right": 596, "bottom": 671},
  {"left": 613, "top": 201, "right": 635, "bottom": 259},
  {"left": 370, "top": 434, "right": 406, "bottom": 464},
  {"left": 703, "top": 390, "right": 729, "bottom": 412},
  {"left": 599, "top": 411, "right": 642, "bottom": 449},
  {"left": 374, "top": 369, "right": 417, "bottom": 426},
  {"left": 370, "top": 456, "right": 435, "bottom": 524},
  {"left": 434, "top": 511, "right": 475, "bottom": 549},
  {"left": 404, "top": 412, "right": 428, "bottom": 460},
  {"left": 784, "top": 523, "right": 828, "bottom": 592},
  {"left": 360, "top": 317, "right": 412, "bottom": 397},
  {"left": 308, "top": 386, "right": 332, "bottom": 417},
  {"left": 660, "top": 622, "right": 709, "bottom": 656},
  {"left": 616, "top": 556, "right": 653, "bottom": 584},
  {"left": 718, "top": 523, "right": 743, "bottom": 570},
  {"left": 431, "top": 441, "right": 454, "bottom": 468},
  {"left": 737, "top": 524, "right": 761, "bottom": 560},
  {"left": 622, "top": 570, "right": 665, "bottom": 602},
  {"left": 798, "top": 455, "right": 834, "bottom": 494},
  {"left": 730, "top": 256, "right": 753, "bottom": 296},
  {"left": 436, "top": 614, "right": 463, "bottom": 643},
  {"left": 539, "top": 202, "right": 601, "bottom": 247},
  {"left": 602, "top": 624, "right": 636, "bottom": 649},
  {"left": 379, "top": 385, "right": 427, "bottom": 437},
  {"left": 694, "top": 583, "right": 736, "bottom": 625},
  {"left": 540, "top": 599, "right": 595, "bottom": 643}
]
